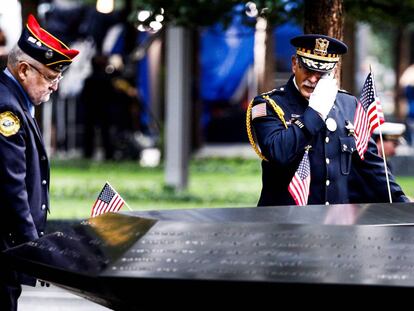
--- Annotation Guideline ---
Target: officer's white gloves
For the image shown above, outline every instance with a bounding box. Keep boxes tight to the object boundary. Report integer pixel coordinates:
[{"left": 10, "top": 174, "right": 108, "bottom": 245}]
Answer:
[{"left": 308, "top": 76, "right": 338, "bottom": 120}]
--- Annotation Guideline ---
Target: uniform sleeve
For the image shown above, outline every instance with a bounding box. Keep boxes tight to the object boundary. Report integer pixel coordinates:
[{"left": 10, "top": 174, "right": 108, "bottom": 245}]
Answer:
[
  {"left": 349, "top": 138, "right": 409, "bottom": 203},
  {"left": 0, "top": 106, "right": 38, "bottom": 244},
  {"left": 251, "top": 95, "right": 325, "bottom": 165}
]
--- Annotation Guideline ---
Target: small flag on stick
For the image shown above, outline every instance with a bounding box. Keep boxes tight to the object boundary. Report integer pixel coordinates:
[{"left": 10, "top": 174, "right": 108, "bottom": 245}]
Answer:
[
  {"left": 354, "top": 71, "right": 385, "bottom": 159},
  {"left": 91, "top": 182, "right": 125, "bottom": 217},
  {"left": 288, "top": 149, "right": 311, "bottom": 206}
]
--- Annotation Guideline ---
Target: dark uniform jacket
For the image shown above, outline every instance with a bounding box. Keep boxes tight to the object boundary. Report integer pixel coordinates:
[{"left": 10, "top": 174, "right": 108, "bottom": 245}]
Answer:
[
  {"left": 251, "top": 75, "right": 408, "bottom": 206},
  {"left": 0, "top": 71, "right": 49, "bottom": 285}
]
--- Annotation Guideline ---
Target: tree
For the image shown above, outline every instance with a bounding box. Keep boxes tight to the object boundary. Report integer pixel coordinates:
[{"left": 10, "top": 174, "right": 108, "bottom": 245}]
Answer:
[
  {"left": 303, "top": 0, "right": 345, "bottom": 82},
  {"left": 345, "top": 0, "right": 414, "bottom": 120}
]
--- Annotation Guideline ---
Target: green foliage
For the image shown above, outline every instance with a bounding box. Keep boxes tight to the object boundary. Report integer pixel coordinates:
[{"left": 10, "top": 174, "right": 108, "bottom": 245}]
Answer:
[
  {"left": 344, "top": 0, "right": 414, "bottom": 26},
  {"left": 130, "top": 0, "right": 303, "bottom": 28}
]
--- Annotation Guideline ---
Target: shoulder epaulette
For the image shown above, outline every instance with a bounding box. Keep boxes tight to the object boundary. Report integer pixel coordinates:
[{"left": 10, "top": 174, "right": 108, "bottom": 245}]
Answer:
[
  {"left": 252, "top": 87, "right": 286, "bottom": 107},
  {"left": 261, "top": 88, "right": 277, "bottom": 97},
  {"left": 261, "top": 86, "right": 286, "bottom": 97}
]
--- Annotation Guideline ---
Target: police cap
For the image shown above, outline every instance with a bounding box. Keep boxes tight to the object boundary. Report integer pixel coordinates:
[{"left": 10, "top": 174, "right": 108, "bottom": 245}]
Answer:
[
  {"left": 291, "top": 34, "right": 348, "bottom": 73},
  {"left": 373, "top": 122, "right": 406, "bottom": 142},
  {"left": 18, "top": 14, "right": 79, "bottom": 72}
]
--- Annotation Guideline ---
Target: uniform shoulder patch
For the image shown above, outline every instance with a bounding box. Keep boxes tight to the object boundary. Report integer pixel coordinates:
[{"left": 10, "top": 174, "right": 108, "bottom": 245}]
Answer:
[
  {"left": 252, "top": 102, "right": 267, "bottom": 120},
  {"left": 0, "top": 111, "right": 20, "bottom": 137}
]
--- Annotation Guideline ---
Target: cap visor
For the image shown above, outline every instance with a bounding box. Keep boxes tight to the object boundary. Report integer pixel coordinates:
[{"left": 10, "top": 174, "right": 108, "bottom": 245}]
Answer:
[{"left": 298, "top": 56, "right": 336, "bottom": 73}]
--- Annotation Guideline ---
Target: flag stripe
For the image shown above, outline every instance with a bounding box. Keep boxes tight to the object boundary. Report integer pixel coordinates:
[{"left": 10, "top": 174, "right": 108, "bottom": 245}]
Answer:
[{"left": 91, "top": 183, "right": 126, "bottom": 217}]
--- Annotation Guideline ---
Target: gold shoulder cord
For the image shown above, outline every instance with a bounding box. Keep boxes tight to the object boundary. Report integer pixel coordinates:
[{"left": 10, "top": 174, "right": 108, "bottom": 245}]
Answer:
[{"left": 246, "top": 95, "right": 287, "bottom": 161}]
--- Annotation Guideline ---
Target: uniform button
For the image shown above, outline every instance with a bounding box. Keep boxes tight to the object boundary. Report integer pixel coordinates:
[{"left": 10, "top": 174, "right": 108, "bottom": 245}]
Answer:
[
  {"left": 42, "top": 180, "right": 47, "bottom": 185},
  {"left": 325, "top": 137, "right": 329, "bottom": 143},
  {"left": 326, "top": 158, "right": 330, "bottom": 165},
  {"left": 41, "top": 155, "right": 46, "bottom": 161},
  {"left": 280, "top": 87, "right": 284, "bottom": 91},
  {"left": 325, "top": 202, "right": 330, "bottom": 205},
  {"left": 326, "top": 180, "right": 330, "bottom": 186},
  {"left": 39, "top": 231, "right": 44, "bottom": 237},
  {"left": 41, "top": 204, "right": 46, "bottom": 210}
]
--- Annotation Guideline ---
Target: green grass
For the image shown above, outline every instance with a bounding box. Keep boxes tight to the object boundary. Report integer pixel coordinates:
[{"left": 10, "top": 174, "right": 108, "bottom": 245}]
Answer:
[
  {"left": 49, "top": 158, "right": 414, "bottom": 220},
  {"left": 49, "top": 158, "right": 262, "bottom": 219}
]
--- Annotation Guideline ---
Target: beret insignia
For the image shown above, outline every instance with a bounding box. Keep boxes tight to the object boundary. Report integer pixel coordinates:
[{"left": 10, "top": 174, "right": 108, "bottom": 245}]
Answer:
[{"left": 0, "top": 111, "right": 20, "bottom": 137}]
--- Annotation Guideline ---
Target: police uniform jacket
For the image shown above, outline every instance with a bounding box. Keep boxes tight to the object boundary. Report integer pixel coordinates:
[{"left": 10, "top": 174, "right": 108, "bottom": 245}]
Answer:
[
  {"left": 252, "top": 75, "right": 409, "bottom": 206},
  {"left": 0, "top": 71, "right": 49, "bottom": 284}
]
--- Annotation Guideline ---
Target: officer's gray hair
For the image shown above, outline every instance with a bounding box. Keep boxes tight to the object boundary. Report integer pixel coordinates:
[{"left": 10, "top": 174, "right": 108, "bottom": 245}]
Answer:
[{"left": 7, "top": 44, "right": 38, "bottom": 68}]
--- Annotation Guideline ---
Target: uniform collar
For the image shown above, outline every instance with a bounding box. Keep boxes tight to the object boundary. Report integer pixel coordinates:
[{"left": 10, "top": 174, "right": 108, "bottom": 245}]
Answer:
[
  {"left": 288, "top": 75, "right": 308, "bottom": 107},
  {"left": 3, "top": 67, "right": 35, "bottom": 117}
]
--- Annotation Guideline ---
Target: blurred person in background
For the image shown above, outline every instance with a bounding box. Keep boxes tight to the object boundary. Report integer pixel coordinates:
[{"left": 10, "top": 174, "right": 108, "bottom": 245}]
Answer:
[
  {"left": 0, "top": 14, "right": 78, "bottom": 310},
  {"left": 80, "top": 54, "right": 117, "bottom": 160},
  {"left": 373, "top": 122, "right": 406, "bottom": 159},
  {"left": 0, "top": 27, "right": 7, "bottom": 69},
  {"left": 399, "top": 64, "right": 414, "bottom": 146}
]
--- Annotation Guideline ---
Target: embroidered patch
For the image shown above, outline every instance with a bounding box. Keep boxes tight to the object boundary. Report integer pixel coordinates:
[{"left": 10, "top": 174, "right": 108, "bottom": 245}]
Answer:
[
  {"left": 252, "top": 103, "right": 267, "bottom": 120},
  {"left": 0, "top": 111, "right": 20, "bottom": 137}
]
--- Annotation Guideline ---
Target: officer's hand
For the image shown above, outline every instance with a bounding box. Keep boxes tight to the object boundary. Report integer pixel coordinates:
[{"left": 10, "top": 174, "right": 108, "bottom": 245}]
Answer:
[{"left": 308, "top": 77, "right": 338, "bottom": 120}]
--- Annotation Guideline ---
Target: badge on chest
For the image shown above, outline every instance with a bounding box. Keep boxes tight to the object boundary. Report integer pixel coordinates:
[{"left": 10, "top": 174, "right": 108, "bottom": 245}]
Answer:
[{"left": 0, "top": 111, "right": 20, "bottom": 137}]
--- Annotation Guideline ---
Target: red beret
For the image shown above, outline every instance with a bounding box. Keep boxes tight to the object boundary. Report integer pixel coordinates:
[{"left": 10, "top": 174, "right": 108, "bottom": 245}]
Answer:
[{"left": 18, "top": 14, "right": 79, "bottom": 72}]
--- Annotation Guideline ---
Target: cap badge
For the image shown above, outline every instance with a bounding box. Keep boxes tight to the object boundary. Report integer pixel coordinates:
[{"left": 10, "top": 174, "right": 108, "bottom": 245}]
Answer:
[
  {"left": 314, "top": 38, "right": 329, "bottom": 56},
  {"left": 45, "top": 49, "right": 53, "bottom": 59}
]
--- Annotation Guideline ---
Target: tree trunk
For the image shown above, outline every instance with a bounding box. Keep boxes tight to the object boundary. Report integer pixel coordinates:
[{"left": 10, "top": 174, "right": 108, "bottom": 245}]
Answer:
[
  {"left": 395, "top": 26, "right": 410, "bottom": 121},
  {"left": 261, "top": 22, "right": 276, "bottom": 93},
  {"left": 304, "top": 0, "right": 344, "bottom": 83},
  {"left": 342, "top": 17, "right": 356, "bottom": 94},
  {"left": 253, "top": 17, "right": 276, "bottom": 94}
]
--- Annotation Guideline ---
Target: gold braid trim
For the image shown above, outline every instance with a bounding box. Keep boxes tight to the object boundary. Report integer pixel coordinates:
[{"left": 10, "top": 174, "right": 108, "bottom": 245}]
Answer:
[
  {"left": 246, "top": 99, "right": 266, "bottom": 160},
  {"left": 246, "top": 95, "right": 288, "bottom": 161}
]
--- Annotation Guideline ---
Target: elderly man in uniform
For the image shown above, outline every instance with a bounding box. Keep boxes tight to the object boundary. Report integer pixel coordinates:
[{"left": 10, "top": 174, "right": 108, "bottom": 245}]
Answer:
[
  {"left": 0, "top": 15, "right": 78, "bottom": 310},
  {"left": 247, "top": 34, "right": 408, "bottom": 206}
]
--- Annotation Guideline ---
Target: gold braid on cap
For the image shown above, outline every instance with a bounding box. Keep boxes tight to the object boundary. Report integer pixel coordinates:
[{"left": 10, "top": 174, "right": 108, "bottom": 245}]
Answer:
[{"left": 246, "top": 95, "right": 287, "bottom": 161}]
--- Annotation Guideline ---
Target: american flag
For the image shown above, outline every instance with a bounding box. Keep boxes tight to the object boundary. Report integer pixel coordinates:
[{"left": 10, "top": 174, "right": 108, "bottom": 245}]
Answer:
[
  {"left": 91, "top": 182, "right": 125, "bottom": 217},
  {"left": 288, "top": 151, "right": 311, "bottom": 206},
  {"left": 354, "top": 72, "right": 385, "bottom": 159}
]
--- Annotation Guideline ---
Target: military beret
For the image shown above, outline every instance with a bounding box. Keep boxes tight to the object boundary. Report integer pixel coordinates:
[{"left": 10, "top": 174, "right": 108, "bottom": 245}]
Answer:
[
  {"left": 373, "top": 122, "right": 406, "bottom": 142},
  {"left": 291, "top": 34, "right": 348, "bottom": 73},
  {"left": 18, "top": 14, "right": 79, "bottom": 72}
]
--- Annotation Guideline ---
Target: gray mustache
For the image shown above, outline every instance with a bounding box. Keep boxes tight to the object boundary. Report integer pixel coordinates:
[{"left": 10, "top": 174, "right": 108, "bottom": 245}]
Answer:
[{"left": 303, "top": 82, "right": 316, "bottom": 88}]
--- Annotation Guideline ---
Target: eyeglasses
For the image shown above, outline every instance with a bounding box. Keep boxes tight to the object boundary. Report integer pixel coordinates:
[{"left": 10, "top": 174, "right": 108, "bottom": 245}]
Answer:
[{"left": 26, "top": 62, "right": 63, "bottom": 85}]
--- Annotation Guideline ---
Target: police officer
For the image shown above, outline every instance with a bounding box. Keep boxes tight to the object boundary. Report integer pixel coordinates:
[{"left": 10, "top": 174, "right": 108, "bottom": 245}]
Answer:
[
  {"left": 0, "top": 15, "right": 78, "bottom": 310},
  {"left": 247, "top": 34, "right": 408, "bottom": 206},
  {"left": 373, "top": 122, "right": 406, "bottom": 158}
]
